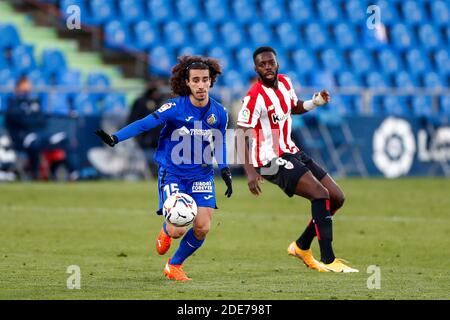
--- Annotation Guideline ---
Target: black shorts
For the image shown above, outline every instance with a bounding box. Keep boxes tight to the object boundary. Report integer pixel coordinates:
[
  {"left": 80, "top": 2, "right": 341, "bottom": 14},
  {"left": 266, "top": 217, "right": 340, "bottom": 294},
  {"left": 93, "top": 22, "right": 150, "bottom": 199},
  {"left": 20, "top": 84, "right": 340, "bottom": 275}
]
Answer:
[{"left": 257, "top": 151, "right": 328, "bottom": 197}]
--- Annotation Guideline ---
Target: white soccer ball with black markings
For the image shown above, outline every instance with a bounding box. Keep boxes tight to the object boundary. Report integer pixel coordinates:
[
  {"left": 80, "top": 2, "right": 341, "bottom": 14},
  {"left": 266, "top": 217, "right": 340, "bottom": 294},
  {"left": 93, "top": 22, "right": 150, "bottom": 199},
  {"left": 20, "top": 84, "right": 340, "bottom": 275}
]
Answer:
[{"left": 163, "top": 193, "right": 197, "bottom": 227}]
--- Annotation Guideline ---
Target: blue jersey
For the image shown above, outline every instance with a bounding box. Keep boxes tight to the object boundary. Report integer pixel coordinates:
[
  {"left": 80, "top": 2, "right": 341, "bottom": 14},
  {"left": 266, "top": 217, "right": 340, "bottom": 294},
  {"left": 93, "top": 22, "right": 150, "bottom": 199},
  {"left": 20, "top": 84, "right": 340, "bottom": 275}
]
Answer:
[{"left": 114, "top": 96, "right": 229, "bottom": 178}]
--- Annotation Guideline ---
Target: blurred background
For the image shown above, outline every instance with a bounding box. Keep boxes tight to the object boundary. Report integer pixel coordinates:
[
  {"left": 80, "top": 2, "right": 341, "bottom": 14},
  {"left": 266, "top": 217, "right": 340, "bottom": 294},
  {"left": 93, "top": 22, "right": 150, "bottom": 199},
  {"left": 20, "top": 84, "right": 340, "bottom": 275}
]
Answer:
[{"left": 0, "top": 0, "right": 449, "bottom": 182}]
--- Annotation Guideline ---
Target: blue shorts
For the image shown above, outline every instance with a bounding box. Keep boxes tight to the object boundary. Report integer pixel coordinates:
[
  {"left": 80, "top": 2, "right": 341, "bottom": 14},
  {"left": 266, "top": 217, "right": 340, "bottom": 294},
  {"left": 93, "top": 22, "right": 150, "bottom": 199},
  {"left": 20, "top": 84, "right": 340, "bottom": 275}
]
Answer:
[{"left": 156, "top": 167, "right": 217, "bottom": 215}]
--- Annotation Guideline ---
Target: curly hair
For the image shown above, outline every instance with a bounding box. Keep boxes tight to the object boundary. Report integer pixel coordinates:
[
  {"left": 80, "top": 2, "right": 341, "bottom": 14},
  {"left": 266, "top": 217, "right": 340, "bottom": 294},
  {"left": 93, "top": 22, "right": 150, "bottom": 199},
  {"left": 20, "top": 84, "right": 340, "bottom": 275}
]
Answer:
[{"left": 170, "top": 55, "right": 222, "bottom": 97}]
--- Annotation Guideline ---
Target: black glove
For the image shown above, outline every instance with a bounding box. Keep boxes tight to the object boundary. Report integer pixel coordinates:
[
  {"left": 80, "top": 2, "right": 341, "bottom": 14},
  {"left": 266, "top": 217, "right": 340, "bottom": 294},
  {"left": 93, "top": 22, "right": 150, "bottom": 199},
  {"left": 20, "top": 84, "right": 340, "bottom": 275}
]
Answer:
[
  {"left": 94, "top": 129, "right": 117, "bottom": 147},
  {"left": 221, "top": 167, "right": 233, "bottom": 198}
]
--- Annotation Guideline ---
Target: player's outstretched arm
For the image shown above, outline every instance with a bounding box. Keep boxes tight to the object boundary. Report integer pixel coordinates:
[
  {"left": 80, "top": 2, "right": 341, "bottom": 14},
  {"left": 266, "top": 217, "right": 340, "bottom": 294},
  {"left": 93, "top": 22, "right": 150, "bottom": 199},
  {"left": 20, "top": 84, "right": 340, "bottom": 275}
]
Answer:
[
  {"left": 94, "top": 113, "right": 164, "bottom": 147},
  {"left": 292, "top": 90, "right": 331, "bottom": 114}
]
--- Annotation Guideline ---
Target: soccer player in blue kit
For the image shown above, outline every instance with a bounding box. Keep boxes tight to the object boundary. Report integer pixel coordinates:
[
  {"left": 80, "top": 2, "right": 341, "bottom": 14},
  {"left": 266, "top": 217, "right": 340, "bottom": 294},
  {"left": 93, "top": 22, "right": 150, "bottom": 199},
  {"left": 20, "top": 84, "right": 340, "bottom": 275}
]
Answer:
[{"left": 95, "top": 56, "right": 232, "bottom": 281}]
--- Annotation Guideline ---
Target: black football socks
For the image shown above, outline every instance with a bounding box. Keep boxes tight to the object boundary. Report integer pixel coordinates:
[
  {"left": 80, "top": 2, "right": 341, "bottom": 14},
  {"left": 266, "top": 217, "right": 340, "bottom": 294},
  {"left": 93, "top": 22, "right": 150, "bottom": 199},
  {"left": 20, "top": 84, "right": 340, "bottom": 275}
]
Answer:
[{"left": 297, "top": 198, "right": 335, "bottom": 264}]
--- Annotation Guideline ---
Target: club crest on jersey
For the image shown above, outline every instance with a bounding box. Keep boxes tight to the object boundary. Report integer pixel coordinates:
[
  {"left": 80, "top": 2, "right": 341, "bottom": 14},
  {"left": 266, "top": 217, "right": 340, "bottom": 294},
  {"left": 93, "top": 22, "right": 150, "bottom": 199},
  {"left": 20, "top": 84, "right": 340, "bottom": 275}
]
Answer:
[
  {"left": 207, "top": 114, "right": 217, "bottom": 125},
  {"left": 158, "top": 102, "right": 175, "bottom": 113}
]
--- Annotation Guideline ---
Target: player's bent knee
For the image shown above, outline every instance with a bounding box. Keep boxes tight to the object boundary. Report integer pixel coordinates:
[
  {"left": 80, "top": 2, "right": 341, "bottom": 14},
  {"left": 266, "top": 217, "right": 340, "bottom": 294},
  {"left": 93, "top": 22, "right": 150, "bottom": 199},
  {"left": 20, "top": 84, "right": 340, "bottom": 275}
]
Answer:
[
  {"left": 193, "top": 224, "right": 210, "bottom": 240},
  {"left": 312, "top": 185, "right": 329, "bottom": 200}
]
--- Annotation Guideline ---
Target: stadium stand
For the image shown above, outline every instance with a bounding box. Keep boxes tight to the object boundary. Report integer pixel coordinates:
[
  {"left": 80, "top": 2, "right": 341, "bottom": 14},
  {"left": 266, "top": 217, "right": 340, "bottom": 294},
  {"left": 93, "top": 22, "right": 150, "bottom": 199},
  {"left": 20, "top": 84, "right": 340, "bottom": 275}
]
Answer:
[
  {"left": 24, "top": 0, "right": 447, "bottom": 117},
  {"left": 1, "top": 0, "right": 449, "bottom": 178}
]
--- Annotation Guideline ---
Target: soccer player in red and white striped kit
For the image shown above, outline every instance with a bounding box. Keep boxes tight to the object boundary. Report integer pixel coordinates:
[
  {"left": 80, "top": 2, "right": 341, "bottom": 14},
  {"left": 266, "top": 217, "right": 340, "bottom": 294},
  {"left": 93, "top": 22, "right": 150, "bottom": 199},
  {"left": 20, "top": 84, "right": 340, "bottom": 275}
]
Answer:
[{"left": 236, "top": 46, "right": 358, "bottom": 272}]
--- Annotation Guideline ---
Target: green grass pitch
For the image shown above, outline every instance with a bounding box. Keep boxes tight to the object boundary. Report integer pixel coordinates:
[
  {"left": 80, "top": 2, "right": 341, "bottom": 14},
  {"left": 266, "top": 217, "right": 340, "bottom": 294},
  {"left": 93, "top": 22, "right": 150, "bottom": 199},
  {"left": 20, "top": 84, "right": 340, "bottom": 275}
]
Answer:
[{"left": 0, "top": 178, "right": 449, "bottom": 300}]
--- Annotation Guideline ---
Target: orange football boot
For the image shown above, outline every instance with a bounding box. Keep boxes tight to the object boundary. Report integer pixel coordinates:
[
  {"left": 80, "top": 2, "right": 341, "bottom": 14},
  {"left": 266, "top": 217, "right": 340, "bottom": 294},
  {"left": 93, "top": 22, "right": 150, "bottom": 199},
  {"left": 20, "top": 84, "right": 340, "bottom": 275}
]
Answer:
[
  {"left": 156, "top": 227, "right": 172, "bottom": 255},
  {"left": 164, "top": 259, "right": 192, "bottom": 281}
]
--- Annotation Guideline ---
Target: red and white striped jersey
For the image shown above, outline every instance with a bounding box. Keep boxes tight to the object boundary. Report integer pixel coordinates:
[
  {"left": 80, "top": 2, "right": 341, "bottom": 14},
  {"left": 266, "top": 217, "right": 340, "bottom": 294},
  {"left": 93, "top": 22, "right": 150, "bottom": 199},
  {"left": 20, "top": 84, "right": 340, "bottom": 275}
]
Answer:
[{"left": 237, "top": 74, "right": 300, "bottom": 167}]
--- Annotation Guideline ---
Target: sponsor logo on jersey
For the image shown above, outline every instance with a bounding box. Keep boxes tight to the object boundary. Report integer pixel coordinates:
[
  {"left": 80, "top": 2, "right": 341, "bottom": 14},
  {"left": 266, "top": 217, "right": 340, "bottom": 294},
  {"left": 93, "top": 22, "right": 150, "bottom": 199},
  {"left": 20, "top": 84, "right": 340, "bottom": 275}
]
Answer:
[
  {"left": 207, "top": 114, "right": 217, "bottom": 125},
  {"left": 271, "top": 112, "right": 289, "bottom": 124},
  {"left": 192, "top": 181, "right": 213, "bottom": 193}
]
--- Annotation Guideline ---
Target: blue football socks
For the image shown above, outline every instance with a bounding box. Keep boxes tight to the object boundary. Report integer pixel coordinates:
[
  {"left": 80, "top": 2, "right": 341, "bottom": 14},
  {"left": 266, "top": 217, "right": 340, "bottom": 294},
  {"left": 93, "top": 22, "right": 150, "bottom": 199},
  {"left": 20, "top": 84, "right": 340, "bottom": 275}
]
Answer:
[{"left": 170, "top": 228, "right": 204, "bottom": 265}]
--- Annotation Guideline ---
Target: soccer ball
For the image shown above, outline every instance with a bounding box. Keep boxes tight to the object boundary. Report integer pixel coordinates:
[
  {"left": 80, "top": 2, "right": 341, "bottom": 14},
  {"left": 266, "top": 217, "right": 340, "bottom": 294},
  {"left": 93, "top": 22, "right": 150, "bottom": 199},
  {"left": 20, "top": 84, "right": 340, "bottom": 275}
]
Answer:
[{"left": 162, "top": 193, "right": 197, "bottom": 227}]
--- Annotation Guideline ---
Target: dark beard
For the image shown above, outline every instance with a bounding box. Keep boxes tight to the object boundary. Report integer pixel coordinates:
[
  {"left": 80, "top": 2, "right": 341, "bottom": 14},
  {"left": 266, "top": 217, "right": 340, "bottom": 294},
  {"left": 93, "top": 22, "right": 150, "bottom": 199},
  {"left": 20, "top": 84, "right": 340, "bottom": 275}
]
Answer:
[{"left": 259, "top": 72, "right": 278, "bottom": 87}]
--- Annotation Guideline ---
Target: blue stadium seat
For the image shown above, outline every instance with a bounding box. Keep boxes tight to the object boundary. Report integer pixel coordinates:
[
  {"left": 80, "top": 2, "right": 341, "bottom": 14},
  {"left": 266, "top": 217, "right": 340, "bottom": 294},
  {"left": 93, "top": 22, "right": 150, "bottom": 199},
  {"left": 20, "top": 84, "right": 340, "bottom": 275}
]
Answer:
[
  {"left": 344, "top": 0, "right": 367, "bottom": 24},
  {"left": 377, "top": 49, "right": 403, "bottom": 75},
  {"left": 45, "top": 92, "right": 70, "bottom": 115},
  {"left": 389, "top": 23, "right": 415, "bottom": 50},
  {"left": 337, "top": 71, "right": 361, "bottom": 88},
  {"left": 365, "top": 71, "right": 389, "bottom": 88},
  {"left": 101, "top": 93, "right": 127, "bottom": 115},
  {"left": 27, "top": 69, "right": 47, "bottom": 87},
  {"left": 393, "top": 71, "right": 418, "bottom": 89},
  {"left": 412, "top": 96, "right": 434, "bottom": 118},
  {"left": 261, "top": 0, "right": 286, "bottom": 25},
  {"left": 12, "top": 45, "right": 36, "bottom": 74},
  {"left": 175, "top": 0, "right": 201, "bottom": 23},
  {"left": 275, "top": 22, "right": 300, "bottom": 51},
  {"left": 206, "top": 47, "right": 232, "bottom": 71},
  {"left": 418, "top": 24, "right": 441, "bottom": 50},
  {"left": 320, "top": 48, "right": 346, "bottom": 72},
  {"left": 41, "top": 49, "right": 67, "bottom": 77},
  {"left": 57, "top": 69, "right": 81, "bottom": 89},
  {"left": 292, "top": 48, "right": 317, "bottom": 75},
  {"left": 406, "top": 49, "right": 431, "bottom": 76},
  {"left": 148, "top": 46, "right": 175, "bottom": 76},
  {"left": 104, "top": 20, "right": 131, "bottom": 49},
  {"left": 236, "top": 47, "right": 255, "bottom": 78},
  {"left": 232, "top": 0, "right": 257, "bottom": 24},
  {"left": 73, "top": 93, "right": 98, "bottom": 115},
  {"left": 305, "top": 23, "right": 327, "bottom": 49},
  {"left": 274, "top": 48, "right": 290, "bottom": 71},
  {"left": 89, "top": 0, "right": 116, "bottom": 25},
  {"left": 401, "top": 0, "right": 426, "bottom": 25},
  {"left": 177, "top": 46, "right": 202, "bottom": 57},
  {"left": 191, "top": 21, "right": 217, "bottom": 50},
  {"left": 147, "top": 0, "right": 172, "bottom": 23},
  {"left": 363, "top": 23, "right": 388, "bottom": 51},
  {"left": 284, "top": 71, "right": 303, "bottom": 89},
  {"left": 220, "top": 22, "right": 245, "bottom": 49},
  {"left": 118, "top": 0, "right": 146, "bottom": 23},
  {"left": 222, "top": 69, "right": 246, "bottom": 93},
  {"left": 333, "top": 22, "right": 357, "bottom": 49},
  {"left": 330, "top": 95, "right": 355, "bottom": 117},
  {"left": 248, "top": 22, "right": 273, "bottom": 47},
  {"left": 287, "top": 0, "right": 313, "bottom": 23},
  {"left": 440, "top": 96, "right": 450, "bottom": 115},
  {"left": 383, "top": 96, "right": 409, "bottom": 116},
  {"left": 163, "top": 21, "right": 188, "bottom": 49},
  {"left": 0, "top": 24, "right": 21, "bottom": 49},
  {"left": 349, "top": 48, "right": 375, "bottom": 75},
  {"left": 133, "top": 20, "right": 159, "bottom": 50},
  {"left": 423, "top": 72, "right": 445, "bottom": 89},
  {"left": 431, "top": 0, "right": 450, "bottom": 26},
  {"left": 375, "top": 0, "right": 398, "bottom": 24},
  {"left": 310, "top": 70, "right": 335, "bottom": 89},
  {"left": 87, "top": 72, "right": 110, "bottom": 88},
  {"left": 317, "top": 0, "right": 342, "bottom": 23},
  {"left": 0, "top": 69, "right": 16, "bottom": 89},
  {"left": 434, "top": 49, "right": 449, "bottom": 76},
  {"left": 205, "top": 0, "right": 229, "bottom": 23}
]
